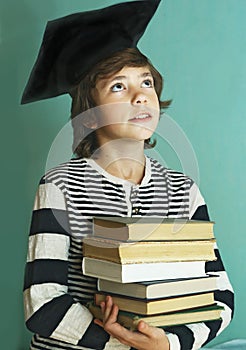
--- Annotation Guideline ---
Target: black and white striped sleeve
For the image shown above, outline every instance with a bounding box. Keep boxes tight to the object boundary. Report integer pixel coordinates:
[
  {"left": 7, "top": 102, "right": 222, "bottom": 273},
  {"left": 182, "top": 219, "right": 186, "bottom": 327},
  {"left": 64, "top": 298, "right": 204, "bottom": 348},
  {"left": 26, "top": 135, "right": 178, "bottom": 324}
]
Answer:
[
  {"left": 165, "top": 182, "right": 234, "bottom": 350},
  {"left": 23, "top": 177, "right": 110, "bottom": 349}
]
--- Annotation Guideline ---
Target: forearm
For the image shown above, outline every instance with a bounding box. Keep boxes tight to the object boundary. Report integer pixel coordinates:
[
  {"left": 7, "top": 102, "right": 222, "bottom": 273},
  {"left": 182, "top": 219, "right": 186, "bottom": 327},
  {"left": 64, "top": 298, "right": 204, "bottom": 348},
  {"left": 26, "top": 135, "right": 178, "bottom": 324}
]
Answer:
[
  {"left": 24, "top": 178, "right": 110, "bottom": 348},
  {"left": 203, "top": 246, "right": 234, "bottom": 346},
  {"left": 163, "top": 246, "right": 234, "bottom": 350}
]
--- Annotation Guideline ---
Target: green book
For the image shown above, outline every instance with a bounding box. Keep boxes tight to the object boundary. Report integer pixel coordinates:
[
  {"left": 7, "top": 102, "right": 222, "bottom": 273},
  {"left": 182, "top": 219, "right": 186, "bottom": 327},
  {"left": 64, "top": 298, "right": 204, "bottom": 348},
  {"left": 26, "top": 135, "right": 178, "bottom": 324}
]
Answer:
[{"left": 88, "top": 302, "right": 223, "bottom": 330}]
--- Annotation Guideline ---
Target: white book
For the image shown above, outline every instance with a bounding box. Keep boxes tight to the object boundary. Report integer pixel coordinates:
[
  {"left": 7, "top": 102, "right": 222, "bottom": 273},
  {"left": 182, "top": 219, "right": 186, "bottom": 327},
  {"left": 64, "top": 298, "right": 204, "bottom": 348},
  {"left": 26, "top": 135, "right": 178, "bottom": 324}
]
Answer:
[
  {"left": 98, "top": 275, "right": 218, "bottom": 299},
  {"left": 82, "top": 257, "right": 206, "bottom": 283}
]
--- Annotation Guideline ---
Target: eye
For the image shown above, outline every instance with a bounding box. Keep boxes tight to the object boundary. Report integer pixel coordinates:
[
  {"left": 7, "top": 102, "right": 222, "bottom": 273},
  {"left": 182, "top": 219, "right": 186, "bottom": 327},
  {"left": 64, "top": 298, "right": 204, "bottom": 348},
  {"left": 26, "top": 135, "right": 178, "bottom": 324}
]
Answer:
[
  {"left": 111, "top": 83, "right": 124, "bottom": 92},
  {"left": 141, "top": 79, "right": 153, "bottom": 88}
]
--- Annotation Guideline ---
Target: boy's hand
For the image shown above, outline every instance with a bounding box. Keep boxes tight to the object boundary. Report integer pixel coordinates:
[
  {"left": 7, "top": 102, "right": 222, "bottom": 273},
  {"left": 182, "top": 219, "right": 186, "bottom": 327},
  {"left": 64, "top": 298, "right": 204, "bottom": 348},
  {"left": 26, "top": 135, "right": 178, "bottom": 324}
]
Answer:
[{"left": 94, "top": 295, "right": 170, "bottom": 350}]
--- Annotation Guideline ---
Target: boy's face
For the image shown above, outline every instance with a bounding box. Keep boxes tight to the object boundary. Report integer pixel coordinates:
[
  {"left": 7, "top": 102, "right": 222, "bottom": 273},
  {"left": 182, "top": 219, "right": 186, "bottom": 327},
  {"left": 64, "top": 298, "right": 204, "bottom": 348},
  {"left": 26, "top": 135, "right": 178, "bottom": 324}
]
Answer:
[{"left": 91, "top": 66, "right": 160, "bottom": 146}]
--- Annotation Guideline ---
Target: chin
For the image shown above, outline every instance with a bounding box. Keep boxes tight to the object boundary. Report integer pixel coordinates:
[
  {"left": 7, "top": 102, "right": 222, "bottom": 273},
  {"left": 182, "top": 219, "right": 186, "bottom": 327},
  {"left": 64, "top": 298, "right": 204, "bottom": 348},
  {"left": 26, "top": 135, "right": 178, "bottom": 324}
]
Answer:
[
  {"left": 130, "top": 126, "right": 155, "bottom": 139},
  {"left": 138, "top": 130, "right": 155, "bottom": 141}
]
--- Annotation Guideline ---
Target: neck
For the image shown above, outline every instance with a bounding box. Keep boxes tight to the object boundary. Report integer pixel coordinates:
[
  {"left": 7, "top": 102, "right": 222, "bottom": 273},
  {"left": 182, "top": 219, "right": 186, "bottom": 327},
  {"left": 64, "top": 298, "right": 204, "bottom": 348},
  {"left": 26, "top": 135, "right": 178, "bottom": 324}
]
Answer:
[{"left": 91, "top": 139, "right": 146, "bottom": 184}]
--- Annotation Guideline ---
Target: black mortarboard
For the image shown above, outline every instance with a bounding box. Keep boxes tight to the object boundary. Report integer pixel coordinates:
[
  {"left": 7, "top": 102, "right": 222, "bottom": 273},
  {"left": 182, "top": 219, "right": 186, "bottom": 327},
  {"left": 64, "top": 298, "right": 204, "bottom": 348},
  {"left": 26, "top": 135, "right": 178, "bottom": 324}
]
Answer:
[{"left": 21, "top": 0, "right": 161, "bottom": 104}]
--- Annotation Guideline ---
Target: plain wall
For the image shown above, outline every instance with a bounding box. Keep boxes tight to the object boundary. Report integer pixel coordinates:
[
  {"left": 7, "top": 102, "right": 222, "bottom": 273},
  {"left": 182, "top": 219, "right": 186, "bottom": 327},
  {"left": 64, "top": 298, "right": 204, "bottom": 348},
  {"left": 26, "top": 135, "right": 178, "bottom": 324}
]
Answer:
[{"left": 1, "top": 0, "right": 245, "bottom": 348}]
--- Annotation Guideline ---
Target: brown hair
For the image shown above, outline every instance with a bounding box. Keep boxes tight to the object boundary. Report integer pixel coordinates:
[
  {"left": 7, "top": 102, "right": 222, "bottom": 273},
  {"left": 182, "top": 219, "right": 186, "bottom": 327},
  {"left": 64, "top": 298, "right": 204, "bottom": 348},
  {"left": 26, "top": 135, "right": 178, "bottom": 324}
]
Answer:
[{"left": 70, "top": 48, "right": 171, "bottom": 158}]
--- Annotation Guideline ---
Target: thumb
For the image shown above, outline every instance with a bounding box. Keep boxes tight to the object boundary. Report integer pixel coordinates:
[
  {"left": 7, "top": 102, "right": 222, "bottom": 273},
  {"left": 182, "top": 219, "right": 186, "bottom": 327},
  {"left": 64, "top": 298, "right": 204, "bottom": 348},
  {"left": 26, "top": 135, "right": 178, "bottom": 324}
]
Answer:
[{"left": 137, "top": 321, "right": 153, "bottom": 336}]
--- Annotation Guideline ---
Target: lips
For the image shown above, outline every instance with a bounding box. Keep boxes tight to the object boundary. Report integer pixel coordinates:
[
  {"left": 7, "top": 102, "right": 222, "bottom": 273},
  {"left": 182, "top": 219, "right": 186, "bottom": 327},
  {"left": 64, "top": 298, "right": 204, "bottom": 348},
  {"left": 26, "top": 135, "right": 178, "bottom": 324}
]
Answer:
[{"left": 128, "top": 112, "right": 152, "bottom": 123}]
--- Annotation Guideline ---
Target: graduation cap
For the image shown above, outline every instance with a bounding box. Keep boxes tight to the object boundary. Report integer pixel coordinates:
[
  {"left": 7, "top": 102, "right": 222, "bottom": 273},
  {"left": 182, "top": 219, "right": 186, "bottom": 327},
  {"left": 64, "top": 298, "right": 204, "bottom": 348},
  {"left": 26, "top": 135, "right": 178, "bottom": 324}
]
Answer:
[{"left": 21, "top": 0, "right": 161, "bottom": 104}]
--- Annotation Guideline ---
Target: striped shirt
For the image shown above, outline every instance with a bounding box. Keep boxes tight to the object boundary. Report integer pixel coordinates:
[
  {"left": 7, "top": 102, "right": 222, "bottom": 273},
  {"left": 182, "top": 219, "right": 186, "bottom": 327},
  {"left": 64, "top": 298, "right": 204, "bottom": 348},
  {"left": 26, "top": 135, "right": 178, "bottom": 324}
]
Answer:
[{"left": 24, "top": 156, "right": 234, "bottom": 350}]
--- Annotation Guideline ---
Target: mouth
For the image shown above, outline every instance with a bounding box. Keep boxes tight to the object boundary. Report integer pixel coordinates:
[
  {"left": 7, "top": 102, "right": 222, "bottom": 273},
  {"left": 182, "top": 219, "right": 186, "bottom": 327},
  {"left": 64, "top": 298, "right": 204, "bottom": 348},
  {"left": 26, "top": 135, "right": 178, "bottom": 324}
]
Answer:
[{"left": 128, "top": 112, "right": 152, "bottom": 123}]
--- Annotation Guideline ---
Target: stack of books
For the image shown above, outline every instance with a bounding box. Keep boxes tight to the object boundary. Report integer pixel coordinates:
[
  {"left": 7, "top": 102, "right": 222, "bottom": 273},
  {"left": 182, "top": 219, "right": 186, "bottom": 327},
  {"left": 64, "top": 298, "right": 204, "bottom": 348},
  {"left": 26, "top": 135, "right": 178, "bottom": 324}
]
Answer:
[{"left": 82, "top": 217, "right": 223, "bottom": 329}]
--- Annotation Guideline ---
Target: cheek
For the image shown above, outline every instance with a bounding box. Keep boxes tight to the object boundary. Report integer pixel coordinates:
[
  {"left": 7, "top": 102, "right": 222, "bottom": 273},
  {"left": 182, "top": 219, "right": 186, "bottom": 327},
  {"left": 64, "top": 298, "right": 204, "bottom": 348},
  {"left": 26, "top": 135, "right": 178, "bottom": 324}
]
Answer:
[
  {"left": 97, "top": 103, "right": 129, "bottom": 126},
  {"left": 147, "top": 91, "right": 160, "bottom": 112},
  {"left": 97, "top": 110, "right": 120, "bottom": 129},
  {"left": 152, "top": 93, "right": 160, "bottom": 108}
]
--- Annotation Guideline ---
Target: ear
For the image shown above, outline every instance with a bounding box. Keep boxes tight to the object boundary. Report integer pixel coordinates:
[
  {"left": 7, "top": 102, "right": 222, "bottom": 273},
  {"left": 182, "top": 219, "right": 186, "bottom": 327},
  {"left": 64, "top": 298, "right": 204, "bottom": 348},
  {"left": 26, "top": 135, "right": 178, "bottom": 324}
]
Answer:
[{"left": 82, "top": 114, "right": 98, "bottom": 129}]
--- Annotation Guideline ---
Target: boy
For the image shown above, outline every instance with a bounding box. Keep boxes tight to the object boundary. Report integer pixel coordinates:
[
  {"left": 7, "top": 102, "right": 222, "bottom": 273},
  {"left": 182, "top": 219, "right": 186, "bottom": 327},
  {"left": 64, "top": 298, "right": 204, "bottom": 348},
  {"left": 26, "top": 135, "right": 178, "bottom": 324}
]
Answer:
[{"left": 22, "top": 1, "right": 234, "bottom": 349}]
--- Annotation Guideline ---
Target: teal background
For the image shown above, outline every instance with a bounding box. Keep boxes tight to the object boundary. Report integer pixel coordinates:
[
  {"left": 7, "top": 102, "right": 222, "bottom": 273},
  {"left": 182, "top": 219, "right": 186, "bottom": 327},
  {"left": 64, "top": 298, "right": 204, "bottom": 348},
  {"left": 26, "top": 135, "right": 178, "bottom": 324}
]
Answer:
[{"left": 1, "top": 0, "right": 245, "bottom": 348}]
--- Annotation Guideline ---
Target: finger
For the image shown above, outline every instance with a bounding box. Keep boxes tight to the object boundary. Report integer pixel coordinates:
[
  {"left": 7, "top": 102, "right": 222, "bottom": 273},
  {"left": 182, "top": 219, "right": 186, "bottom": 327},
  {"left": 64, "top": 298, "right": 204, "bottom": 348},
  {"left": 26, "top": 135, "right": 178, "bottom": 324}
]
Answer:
[
  {"left": 105, "top": 303, "right": 119, "bottom": 323},
  {"left": 136, "top": 321, "right": 169, "bottom": 349},
  {"left": 137, "top": 321, "right": 165, "bottom": 336},
  {"left": 137, "top": 321, "right": 167, "bottom": 337},
  {"left": 100, "top": 301, "right": 106, "bottom": 313},
  {"left": 137, "top": 321, "right": 149, "bottom": 333},
  {"left": 103, "top": 296, "right": 114, "bottom": 321}
]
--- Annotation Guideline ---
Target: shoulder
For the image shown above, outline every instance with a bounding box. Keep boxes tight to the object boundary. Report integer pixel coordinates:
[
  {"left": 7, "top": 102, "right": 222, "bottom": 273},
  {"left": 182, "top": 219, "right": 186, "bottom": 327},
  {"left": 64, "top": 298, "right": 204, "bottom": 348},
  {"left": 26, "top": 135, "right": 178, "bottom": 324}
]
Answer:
[
  {"left": 147, "top": 157, "right": 209, "bottom": 220},
  {"left": 148, "top": 156, "right": 194, "bottom": 187},
  {"left": 35, "top": 158, "right": 92, "bottom": 197},
  {"left": 40, "top": 158, "right": 88, "bottom": 185}
]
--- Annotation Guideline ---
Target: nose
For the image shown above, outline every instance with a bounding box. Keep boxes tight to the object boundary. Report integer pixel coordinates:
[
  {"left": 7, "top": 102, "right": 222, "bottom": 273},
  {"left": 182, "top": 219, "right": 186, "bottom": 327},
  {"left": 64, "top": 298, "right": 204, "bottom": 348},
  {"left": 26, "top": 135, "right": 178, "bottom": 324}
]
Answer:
[{"left": 131, "top": 90, "right": 148, "bottom": 105}]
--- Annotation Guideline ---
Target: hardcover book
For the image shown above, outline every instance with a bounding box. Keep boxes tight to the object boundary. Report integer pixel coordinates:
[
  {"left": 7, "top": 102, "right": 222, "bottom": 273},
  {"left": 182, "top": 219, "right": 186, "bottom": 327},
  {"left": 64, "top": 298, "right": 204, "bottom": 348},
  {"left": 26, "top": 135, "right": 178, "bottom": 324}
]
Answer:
[
  {"left": 83, "top": 236, "right": 216, "bottom": 264},
  {"left": 94, "top": 291, "right": 215, "bottom": 315},
  {"left": 82, "top": 257, "right": 207, "bottom": 283},
  {"left": 93, "top": 217, "right": 215, "bottom": 241},
  {"left": 97, "top": 275, "right": 218, "bottom": 299},
  {"left": 88, "top": 303, "right": 223, "bottom": 330}
]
